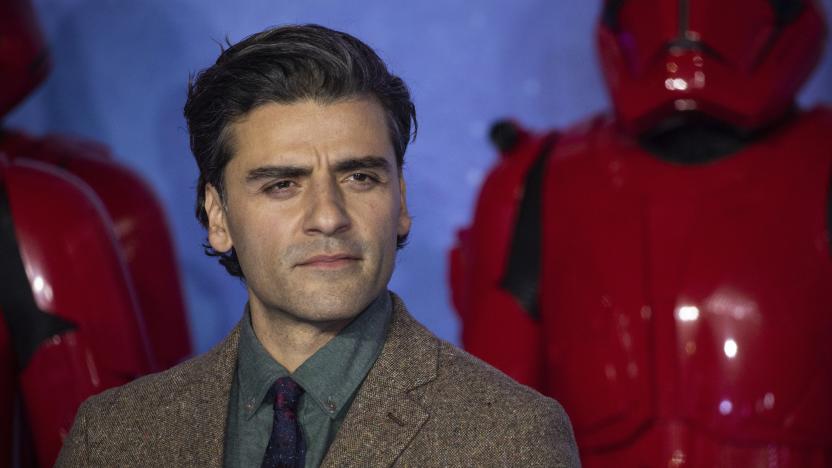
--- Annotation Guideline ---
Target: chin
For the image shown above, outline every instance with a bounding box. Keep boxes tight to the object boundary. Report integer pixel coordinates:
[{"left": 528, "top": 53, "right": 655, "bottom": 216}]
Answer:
[
  {"left": 286, "top": 285, "right": 378, "bottom": 321},
  {"left": 251, "top": 269, "right": 386, "bottom": 323},
  {"left": 316, "top": 291, "right": 371, "bottom": 314},
  {"left": 306, "top": 309, "right": 363, "bottom": 325}
]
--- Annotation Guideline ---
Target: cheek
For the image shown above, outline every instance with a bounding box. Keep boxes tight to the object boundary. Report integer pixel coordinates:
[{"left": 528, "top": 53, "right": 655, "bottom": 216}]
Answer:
[
  {"left": 365, "top": 193, "right": 399, "bottom": 226},
  {"left": 228, "top": 208, "right": 290, "bottom": 260}
]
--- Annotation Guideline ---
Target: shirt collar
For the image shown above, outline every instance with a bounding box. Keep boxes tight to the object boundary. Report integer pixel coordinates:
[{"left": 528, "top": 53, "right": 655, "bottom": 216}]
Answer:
[
  {"left": 237, "top": 305, "right": 289, "bottom": 419},
  {"left": 237, "top": 291, "right": 392, "bottom": 420}
]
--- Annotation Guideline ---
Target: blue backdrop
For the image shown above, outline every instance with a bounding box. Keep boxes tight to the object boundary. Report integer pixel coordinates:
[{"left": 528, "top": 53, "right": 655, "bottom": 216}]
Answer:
[{"left": 8, "top": 0, "right": 832, "bottom": 353}]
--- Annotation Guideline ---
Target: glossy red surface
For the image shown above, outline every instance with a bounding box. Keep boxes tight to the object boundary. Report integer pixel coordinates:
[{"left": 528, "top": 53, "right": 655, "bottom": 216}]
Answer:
[
  {"left": 554, "top": 108, "right": 832, "bottom": 465},
  {"left": 451, "top": 128, "right": 550, "bottom": 390},
  {"left": 3, "top": 131, "right": 193, "bottom": 370},
  {"left": 0, "top": 4, "right": 192, "bottom": 462},
  {"left": 0, "top": 0, "right": 49, "bottom": 116},
  {"left": 1, "top": 3, "right": 190, "bottom": 466},
  {"left": 0, "top": 157, "right": 156, "bottom": 466},
  {"left": 455, "top": 109, "right": 832, "bottom": 466},
  {"left": 455, "top": 3, "right": 832, "bottom": 464},
  {"left": 597, "top": 0, "right": 827, "bottom": 132}
]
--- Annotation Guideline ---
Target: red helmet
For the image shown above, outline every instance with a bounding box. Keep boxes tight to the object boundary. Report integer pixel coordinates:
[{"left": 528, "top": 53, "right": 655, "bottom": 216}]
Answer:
[
  {"left": 597, "top": 0, "right": 828, "bottom": 133},
  {"left": 0, "top": 0, "right": 50, "bottom": 118}
]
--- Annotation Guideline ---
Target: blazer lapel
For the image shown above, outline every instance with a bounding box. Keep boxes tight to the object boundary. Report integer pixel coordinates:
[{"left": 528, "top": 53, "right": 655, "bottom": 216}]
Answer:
[
  {"left": 171, "top": 323, "right": 240, "bottom": 467},
  {"left": 321, "top": 295, "right": 438, "bottom": 467}
]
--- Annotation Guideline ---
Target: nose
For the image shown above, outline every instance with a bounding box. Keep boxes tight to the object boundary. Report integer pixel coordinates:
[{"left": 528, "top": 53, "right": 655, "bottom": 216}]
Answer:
[{"left": 302, "top": 177, "right": 351, "bottom": 237}]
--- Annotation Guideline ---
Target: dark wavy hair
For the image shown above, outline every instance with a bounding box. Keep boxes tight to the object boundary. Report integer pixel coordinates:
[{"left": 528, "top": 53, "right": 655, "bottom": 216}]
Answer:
[{"left": 184, "top": 24, "right": 417, "bottom": 278}]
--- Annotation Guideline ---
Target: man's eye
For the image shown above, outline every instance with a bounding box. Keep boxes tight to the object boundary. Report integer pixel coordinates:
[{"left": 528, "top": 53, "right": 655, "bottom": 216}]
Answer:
[
  {"left": 346, "top": 173, "right": 378, "bottom": 185},
  {"left": 264, "top": 180, "right": 295, "bottom": 192}
]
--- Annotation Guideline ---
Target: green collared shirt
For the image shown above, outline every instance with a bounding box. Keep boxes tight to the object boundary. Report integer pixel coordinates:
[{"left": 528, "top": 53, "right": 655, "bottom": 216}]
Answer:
[{"left": 223, "top": 292, "right": 391, "bottom": 468}]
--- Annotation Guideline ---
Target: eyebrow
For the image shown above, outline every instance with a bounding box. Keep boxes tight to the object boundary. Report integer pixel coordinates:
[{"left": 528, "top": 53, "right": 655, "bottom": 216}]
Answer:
[
  {"left": 245, "top": 166, "right": 310, "bottom": 182},
  {"left": 332, "top": 156, "right": 391, "bottom": 174},
  {"left": 245, "top": 156, "right": 391, "bottom": 183}
]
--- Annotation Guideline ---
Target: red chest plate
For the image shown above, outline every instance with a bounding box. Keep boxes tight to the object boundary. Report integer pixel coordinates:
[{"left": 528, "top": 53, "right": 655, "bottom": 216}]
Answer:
[{"left": 540, "top": 109, "right": 832, "bottom": 465}]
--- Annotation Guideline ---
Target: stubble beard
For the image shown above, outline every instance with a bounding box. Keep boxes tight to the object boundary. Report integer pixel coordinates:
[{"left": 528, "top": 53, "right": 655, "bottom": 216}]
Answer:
[{"left": 251, "top": 237, "right": 393, "bottom": 327}]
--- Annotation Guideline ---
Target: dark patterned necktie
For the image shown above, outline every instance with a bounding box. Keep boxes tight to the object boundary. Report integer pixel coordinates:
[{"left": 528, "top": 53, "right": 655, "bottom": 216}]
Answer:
[{"left": 261, "top": 377, "right": 306, "bottom": 468}]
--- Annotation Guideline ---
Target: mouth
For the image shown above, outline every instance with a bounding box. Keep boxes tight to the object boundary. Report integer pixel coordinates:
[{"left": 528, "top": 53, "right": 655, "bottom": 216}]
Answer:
[{"left": 295, "top": 254, "right": 361, "bottom": 269}]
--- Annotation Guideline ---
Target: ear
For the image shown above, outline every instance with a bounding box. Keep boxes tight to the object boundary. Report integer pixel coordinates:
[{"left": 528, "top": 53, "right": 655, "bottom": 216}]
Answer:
[
  {"left": 397, "top": 175, "right": 412, "bottom": 238},
  {"left": 205, "top": 184, "right": 234, "bottom": 252}
]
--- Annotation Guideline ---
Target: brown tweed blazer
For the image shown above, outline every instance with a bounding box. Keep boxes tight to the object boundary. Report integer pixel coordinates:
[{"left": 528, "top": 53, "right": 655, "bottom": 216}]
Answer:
[{"left": 56, "top": 295, "right": 580, "bottom": 467}]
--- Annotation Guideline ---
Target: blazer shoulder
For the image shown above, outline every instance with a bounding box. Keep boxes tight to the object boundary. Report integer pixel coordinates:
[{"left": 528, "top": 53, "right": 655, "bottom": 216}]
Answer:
[
  {"left": 83, "top": 345, "right": 222, "bottom": 412},
  {"left": 434, "top": 339, "right": 550, "bottom": 406},
  {"left": 388, "top": 297, "right": 571, "bottom": 429},
  {"left": 56, "top": 326, "right": 240, "bottom": 466},
  {"left": 429, "top": 339, "right": 581, "bottom": 465}
]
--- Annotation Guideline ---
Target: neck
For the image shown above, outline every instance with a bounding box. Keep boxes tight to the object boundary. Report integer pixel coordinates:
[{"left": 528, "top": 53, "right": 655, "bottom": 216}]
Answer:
[{"left": 248, "top": 300, "right": 352, "bottom": 373}]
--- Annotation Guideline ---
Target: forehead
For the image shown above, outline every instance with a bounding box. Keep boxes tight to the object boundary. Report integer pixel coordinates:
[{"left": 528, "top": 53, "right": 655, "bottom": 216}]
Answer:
[{"left": 226, "top": 97, "right": 395, "bottom": 168}]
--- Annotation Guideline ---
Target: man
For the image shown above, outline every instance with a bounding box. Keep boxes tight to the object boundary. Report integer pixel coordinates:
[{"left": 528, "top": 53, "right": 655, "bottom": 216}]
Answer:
[{"left": 56, "top": 24, "right": 579, "bottom": 467}]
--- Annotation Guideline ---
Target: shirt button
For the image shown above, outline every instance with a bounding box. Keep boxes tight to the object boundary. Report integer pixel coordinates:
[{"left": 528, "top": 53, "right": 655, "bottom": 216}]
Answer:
[
  {"left": 245, "top": 398, "right": 255, "bottom": 412},
  {"left": 325, "top": 399, "right": 337, "bottom": 413}
]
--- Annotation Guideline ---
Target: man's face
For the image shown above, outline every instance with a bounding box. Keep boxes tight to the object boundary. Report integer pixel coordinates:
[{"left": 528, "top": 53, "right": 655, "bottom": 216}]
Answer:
[{"left": 204, "top": 97, "right": 410, "bottom": 324}]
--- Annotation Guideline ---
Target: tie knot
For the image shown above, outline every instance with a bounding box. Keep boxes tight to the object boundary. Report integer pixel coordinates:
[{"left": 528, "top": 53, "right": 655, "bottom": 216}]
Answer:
[{"left": 273, "top": 377, "right": 303, "bottom": 411}]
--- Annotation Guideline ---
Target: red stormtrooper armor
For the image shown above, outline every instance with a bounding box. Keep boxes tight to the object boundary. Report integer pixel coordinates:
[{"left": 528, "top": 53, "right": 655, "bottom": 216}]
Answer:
[
  {"left": 451, "top": 0, "right": 832, "bottom": 466},
  {"left": 0, "top": 1, "right": 192, "bottom": 466}
]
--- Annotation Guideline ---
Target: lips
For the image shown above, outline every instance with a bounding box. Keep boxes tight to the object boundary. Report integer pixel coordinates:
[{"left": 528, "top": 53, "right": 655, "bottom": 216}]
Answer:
[{"left": 295, "top": 254, "right": 361, "bottom": 268}]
